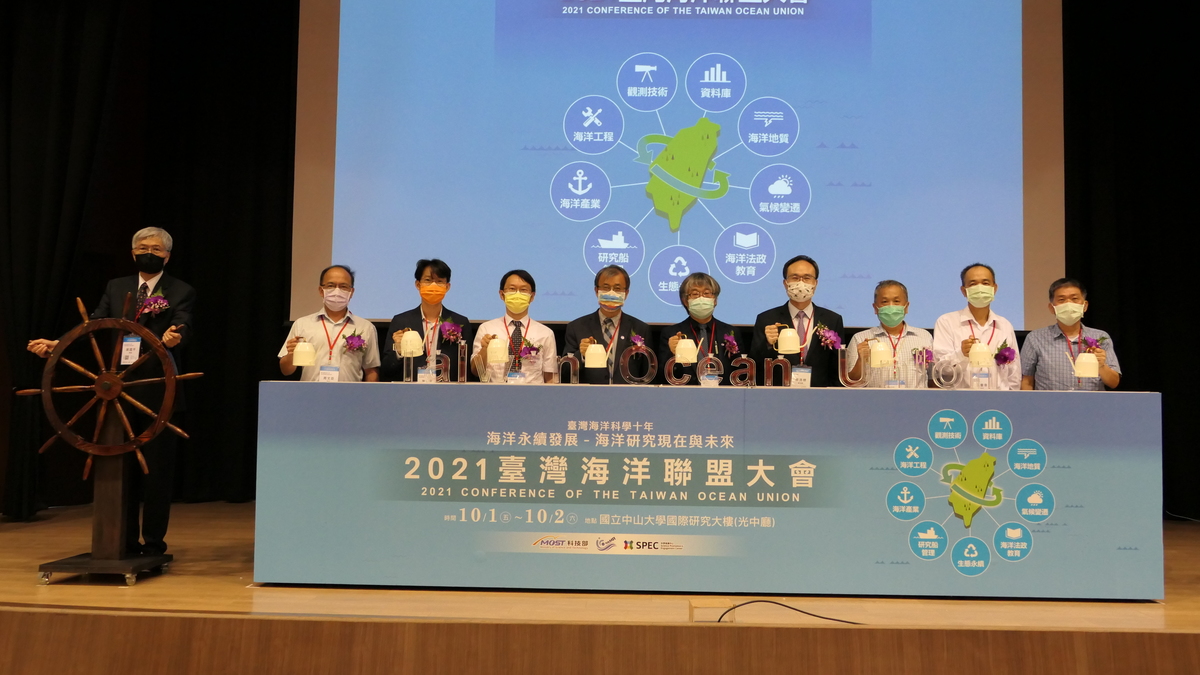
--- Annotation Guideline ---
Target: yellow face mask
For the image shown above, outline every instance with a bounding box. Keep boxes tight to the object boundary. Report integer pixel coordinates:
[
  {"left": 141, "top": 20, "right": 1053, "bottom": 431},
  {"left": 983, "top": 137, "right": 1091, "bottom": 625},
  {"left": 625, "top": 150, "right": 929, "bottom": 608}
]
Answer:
[{"left": 503, "top": 291, "right": 531, "bottom": 315}]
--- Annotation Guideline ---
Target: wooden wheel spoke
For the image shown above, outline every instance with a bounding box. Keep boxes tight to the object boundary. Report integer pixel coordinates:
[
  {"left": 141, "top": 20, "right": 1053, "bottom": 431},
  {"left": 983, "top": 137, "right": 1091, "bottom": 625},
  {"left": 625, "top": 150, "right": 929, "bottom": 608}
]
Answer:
[
  {"left": 134, "top": 448, "right": 149, "bottom": 474},
  {"left": 108, "top": 329, "right": 127, "bottom": 371},
  {"left": 111, "top": 400, "right": 137, "bottom": 441},
  {"left": 87, "top": 333, "right": 107, "bottom": 373},
  {"left": 123, "top": 372, "right": 202, "bottom": 387},
  {"left": 64, "top": 395, "right": 101, "bottom": 429},
  {"left": 82, "top": 456, "right": 94, "bottom": 480},
  {"left": 119, "top": 391, "right": 189, "bottom": 439},
  {"left": 92, "top": 401, "right": 110, "bottom": 444},
  {"left": 75, "top": 297, "right": 91, "bottom": 324},
  {"left": 59, "top": 357, "right": 98, "bottom": 381},
  {"left": 117, "top": 352, "right": 153, "bottom": 380},
  {"left": 52, "top": 384, "right": 97, "bottom": 394},
  {"left": 38, "top": 435, "right": 60, "bottom": 454}
]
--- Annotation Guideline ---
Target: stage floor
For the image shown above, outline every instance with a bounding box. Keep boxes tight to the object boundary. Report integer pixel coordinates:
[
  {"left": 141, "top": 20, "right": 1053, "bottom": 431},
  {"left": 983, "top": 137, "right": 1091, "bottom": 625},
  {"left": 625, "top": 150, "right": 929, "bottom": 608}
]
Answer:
[{"left": 1, "top": 501, "right": 1198, "bottom": 632}]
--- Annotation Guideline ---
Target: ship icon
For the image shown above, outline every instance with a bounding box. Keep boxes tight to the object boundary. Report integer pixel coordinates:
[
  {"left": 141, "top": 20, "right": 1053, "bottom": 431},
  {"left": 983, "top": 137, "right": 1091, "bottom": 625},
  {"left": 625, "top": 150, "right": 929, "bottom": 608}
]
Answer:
[
  {"left": 597, "top": 231, "right": 632, "bottom": 249},
  {"left": 915, "top": 528, "right": 942, "bottom": 540}
]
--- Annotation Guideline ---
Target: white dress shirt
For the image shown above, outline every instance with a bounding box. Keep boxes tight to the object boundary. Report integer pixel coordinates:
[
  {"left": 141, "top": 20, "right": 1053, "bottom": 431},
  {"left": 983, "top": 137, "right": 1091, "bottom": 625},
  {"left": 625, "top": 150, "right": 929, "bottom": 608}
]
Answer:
[
  {"left": 789, "top": 302, "right": 817, "bottom": 353},
  {"left": 278, "top": 310, "right": 381, "bottom": 382},
  {"left": 846, "top": 324, "right": 934, "bottom": 388},
  {"left": 932, "top": 307, "right": 1021, "bottom": 390},
  {"left": 137, "top": 271, "right": 163, "bottom": 296},
  {"left": 473, "top": 314, "right": 558, "bottom": 384}
]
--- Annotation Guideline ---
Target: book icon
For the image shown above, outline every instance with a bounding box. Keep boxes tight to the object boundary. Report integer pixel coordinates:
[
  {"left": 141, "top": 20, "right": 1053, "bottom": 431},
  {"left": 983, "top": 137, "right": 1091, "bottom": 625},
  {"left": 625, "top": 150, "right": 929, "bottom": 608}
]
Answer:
[{"left": 733, "top": 231, "right": 759, "bottom": 249}]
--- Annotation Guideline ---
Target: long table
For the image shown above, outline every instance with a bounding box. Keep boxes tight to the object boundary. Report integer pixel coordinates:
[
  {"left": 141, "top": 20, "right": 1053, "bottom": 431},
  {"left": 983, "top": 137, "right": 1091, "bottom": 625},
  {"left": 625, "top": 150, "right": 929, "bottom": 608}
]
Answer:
[{"left": 255, "top": 382, "right": 1163, "bottom": 599}]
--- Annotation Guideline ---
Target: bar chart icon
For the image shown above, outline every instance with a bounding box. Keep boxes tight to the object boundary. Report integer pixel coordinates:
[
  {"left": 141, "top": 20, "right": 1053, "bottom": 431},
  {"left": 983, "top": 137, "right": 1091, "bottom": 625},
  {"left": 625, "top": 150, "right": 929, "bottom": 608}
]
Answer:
[{"left": 701, "top": 63, "right": 731, "bottom": 83}]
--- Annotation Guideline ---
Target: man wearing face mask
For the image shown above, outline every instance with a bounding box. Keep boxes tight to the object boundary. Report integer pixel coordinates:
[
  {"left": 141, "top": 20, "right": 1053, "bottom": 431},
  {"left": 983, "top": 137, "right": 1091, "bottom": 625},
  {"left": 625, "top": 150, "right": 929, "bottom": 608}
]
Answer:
[
  {"left": 1020, "top": 278, "right": 1120, "bottom": 391},
  {"left": 279, "top": 265, "right": 380, "bottom": 382},
  {"left": 845, "top": 280, "right": 933, "bottom": 388},
  {"left": 27, "top": 227, "right": 195, "bottom": 558},
  {"left": 932, "top": 263, "right": 1021, "bottom": 390},
  {"left": 749, "top": 254, "right": 845, "bottom": 387},
  {"left": 562, "top": 265, "right": 651, "bottom": 385},
  {"left": 659, "top": 272, "right": 744, "bottom": 386},
  {"left": 380, "top": 259, "right": 474, "bottom": 382},
  {"left": 472, "top": 269, "right": 557, "bottom": 384}
]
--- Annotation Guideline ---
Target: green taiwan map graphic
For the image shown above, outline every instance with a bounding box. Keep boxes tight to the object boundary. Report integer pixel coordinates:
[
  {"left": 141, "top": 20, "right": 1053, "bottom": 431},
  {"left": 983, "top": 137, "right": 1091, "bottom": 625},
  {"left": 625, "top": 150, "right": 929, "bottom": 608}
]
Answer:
[
  {"left": 636, "top": 117, "right": 731, "bottom": 233},
  {"left": 943, "top": 451, "right": 1004, "bottom": 528}
]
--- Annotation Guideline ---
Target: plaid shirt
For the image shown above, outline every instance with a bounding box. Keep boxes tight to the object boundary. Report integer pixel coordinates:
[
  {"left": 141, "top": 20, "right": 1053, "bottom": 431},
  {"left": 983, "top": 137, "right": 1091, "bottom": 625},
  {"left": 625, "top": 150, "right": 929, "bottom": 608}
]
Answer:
[{"left": 1020, "top": 324, "right": 1120, "bottom": 391}]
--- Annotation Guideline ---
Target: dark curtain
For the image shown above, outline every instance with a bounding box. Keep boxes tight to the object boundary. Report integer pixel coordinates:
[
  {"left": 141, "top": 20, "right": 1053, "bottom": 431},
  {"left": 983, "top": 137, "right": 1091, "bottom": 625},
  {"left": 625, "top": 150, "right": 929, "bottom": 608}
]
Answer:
[
  {"left": 2, "top": 0, "right": 298, "bottom": 517},
  {"left": 3, "top": 3, "right": 1192, "bottom": 518},
  {"left": 1061, "top": 5, "right": 1192, "bottom": 518}
]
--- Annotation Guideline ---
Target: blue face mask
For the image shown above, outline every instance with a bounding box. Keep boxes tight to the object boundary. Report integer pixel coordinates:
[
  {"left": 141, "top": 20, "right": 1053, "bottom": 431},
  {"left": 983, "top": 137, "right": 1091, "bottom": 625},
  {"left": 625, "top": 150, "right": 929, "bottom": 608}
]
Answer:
[
  {"left": 688, "top": 297, "right": 715, "bottom": 320},
  {"left": 877, "top": 305, "right": 907, "bottom": 328}
]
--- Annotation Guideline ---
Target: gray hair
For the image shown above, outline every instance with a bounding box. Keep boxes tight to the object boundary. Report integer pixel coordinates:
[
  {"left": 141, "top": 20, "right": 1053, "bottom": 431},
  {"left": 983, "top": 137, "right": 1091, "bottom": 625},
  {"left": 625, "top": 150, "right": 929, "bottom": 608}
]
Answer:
[
  {"left": 678, "top": 272, "right": 721, "bottom": 306},
  {"left": 131, "top": 227, "right": 174, "bottom": 252}
]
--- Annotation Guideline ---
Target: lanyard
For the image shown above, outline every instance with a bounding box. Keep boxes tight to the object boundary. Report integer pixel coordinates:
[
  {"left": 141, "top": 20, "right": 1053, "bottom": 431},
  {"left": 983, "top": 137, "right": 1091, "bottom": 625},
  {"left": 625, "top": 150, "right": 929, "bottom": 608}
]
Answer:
[
  {"left": 503, "top": 318, "right": 530, "bottom": 356},
  {"left": 1064, "top": 332, "right": 1083, "bottom": 361},
  {"left": 885, "top": 325, "right": 904, "bottom": 356},
  {"left": 320, "top": 316, "right": 351, "bottom": 361},
  {"left": 423, "top": 316, "right": 442, "bottom": 360},
  {"left": 969, "top": 320, "right": 997, "bottom": 346},
  {"left": 690, "top": 321, "right": 716, "bottom": 356}
]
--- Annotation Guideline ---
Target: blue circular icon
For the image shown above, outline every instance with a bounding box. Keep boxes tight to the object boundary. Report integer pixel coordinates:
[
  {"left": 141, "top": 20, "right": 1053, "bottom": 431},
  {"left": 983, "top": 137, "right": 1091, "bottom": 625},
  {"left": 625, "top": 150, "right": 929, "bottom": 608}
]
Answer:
[
  {"left": 1007, "top": 439, "right": 1047, "bottom": 479},
  {"left": 927, "top": 409, "right": 967, "bottom": 449},
  {"left": 909, "top": 521, "right": 948, "bottom": 561},
  {"left": 885, "top": 481, "right": 925, "bottom": 521},
  {"left": 713, "top": 223, "right": 775, "bottom": 284},
  {"left": 738, "top": 97, "right": 799, "bottom": 157},
  {"left": 583, "top": 221, "right": 644, "bottom": 276},
  {"left": 951, "top": 536, "right": 991, "bottom": 576},
  {"left": 617, "top": 53, "right": 677, "bottom": 112},
  {"left": 748, "top": 164, "right": 811, "bottom": 224},
  {"left": 647, "top": 245, "right": 709, "bottom": 307},
  {"left": 685, "top": 53, "right": 746, "bottom": 114},
  {"left": 1016, "top": 483, "right": 1054, "bottom": 523},
  {"left": 563, "top": 96, "right": 623, "bottom": 155},
  {"left": 551, "top": 162, "right": 610, "bottom": 222},
  {"left": 973, "top": 410, "right": 1013, "bottom": 449},
  {"left": 993, "top": 522, "right": 1033, "bottom": 562},
  {"left": 894, "top": 437, "right": 934, "bottom": 477}
]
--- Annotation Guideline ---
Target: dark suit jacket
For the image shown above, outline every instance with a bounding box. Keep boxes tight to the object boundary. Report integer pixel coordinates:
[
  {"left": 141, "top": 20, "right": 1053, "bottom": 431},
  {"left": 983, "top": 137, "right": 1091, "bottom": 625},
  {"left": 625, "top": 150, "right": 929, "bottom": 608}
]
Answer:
[
  {"left": 562, "top": 310, "right": 652, "bottom": 385},
  {"left": 657, "top": 317, "right": 746, "bottom": 386},
  {"left": 379, "top": 307, "right": 474, "bottom": 382},
  {"left": 749, "top": 302, "right": 845, "bottom": 387},
  {"left": 91, "top": 273, "right": 196, "bottom": 409}
]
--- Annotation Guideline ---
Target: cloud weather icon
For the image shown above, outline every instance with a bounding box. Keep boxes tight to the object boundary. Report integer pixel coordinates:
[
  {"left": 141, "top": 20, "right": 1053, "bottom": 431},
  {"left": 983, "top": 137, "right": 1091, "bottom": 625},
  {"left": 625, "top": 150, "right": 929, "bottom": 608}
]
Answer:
[
  {"left": 768, "top": 176, "right": 793, "bottom": 196},
  {"left": 1027, "top": 491, "right": 1045, "bottom": 505}
]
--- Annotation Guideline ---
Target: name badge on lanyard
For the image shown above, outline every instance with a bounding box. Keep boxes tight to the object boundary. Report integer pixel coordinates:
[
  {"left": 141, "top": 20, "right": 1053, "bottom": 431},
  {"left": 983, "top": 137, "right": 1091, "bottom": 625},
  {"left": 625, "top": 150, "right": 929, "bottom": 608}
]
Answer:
[
  {"left": 121, "top": 337, "right": 142, "bottom": 365},
  {"left": 318, "top": 366, "right": 339, "bottom": 382},
  {"left": 790, "top": 366, "right": 812, "bottom": 388}
]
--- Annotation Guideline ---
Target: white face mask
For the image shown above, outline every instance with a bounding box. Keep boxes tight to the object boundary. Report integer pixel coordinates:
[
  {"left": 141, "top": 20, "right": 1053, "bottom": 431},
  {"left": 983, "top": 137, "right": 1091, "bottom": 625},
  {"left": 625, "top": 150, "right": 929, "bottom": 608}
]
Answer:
[
  {"left": 1054, "top": 302, "right": 1085, "bottom": 326},
  {"left": 323, "top": 288, "right": 351, "bottom": 312},
  {"left": 786, "top": 280, "right": 815, "bottom": 304},
  {"left": 966, "top": 285, "right": 995, "bottom": 308}
]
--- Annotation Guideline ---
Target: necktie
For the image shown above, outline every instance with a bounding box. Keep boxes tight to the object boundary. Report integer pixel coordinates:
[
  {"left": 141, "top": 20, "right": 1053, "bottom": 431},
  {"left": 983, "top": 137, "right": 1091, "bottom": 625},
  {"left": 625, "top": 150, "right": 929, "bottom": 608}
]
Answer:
[
  {"left": 509, "top": 320, "right": 523, "bottom": 373},
  {"left": 136, "top": 283, "right": 149, "bottom": 318},
  {"left": 602, "top": 317, "right": 616, "bottom": 370}
]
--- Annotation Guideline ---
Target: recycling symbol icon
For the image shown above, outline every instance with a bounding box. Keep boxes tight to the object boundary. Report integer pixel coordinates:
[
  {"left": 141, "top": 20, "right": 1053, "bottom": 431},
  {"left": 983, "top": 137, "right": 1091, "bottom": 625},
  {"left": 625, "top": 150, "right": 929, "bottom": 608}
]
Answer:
[{"left": 668, "top": 257, "right": 690, "bottom": 277}]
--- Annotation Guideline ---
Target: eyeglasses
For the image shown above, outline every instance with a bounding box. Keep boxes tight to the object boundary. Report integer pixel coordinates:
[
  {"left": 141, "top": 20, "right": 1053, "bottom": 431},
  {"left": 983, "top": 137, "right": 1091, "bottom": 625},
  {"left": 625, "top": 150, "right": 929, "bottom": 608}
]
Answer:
[
  {"left": 597, "top": 285, "right": 627, "bottom": 294},
  {"left": 686, "top": 289, "right": 716, "bottom": 300},
  {"left": 786, "top": 274, "right": 816, "bottom": 284},
  {"left": 133, "top": 246, "right": 167, "bottom": 255},
  {"left": 320, "top": 283, "right": 353, "bottom": 291},
  {"left": 418, "top": 279, "right": 449, "bottom": 287}
]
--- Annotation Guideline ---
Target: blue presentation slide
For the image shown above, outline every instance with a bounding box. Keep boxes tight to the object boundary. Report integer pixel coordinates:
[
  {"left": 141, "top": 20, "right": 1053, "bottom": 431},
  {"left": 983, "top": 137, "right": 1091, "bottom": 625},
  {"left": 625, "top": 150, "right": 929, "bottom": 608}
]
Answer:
[{"left": 331, "top": 0, "right": 1023, "bottom": 327}]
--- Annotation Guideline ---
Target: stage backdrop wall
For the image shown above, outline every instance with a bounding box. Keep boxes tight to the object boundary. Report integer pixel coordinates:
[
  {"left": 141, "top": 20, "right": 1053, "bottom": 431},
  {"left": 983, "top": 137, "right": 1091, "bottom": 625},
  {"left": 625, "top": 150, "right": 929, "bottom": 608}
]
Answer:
[{"left": 2, "top": 1, "right": 1194, "bottom": 520}]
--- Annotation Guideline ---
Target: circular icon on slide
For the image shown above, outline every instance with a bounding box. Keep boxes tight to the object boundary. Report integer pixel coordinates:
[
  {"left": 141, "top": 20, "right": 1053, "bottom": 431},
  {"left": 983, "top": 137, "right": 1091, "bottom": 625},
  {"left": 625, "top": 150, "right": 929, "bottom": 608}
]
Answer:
[
  {"left": 713, "top": 223, "right": 775, "bottom": 284},
  {"left": 894, "top": 437, "right": 934, "bottom": 477},
  {"left": 583, "top": 221, "right": 644, "bottom": 276},
  {"left": 993, "top": 522, "right": 1033, "bottom": 562},
  {"left": 748, "top": 164, "right": 811, "bottom": 224},
  {"left": 1007, "top": 439, "right": 1047, "bottom": 479},
  {"left": 738, "top": 97, "right": 799, "bottom": 157},
  {"left": 885, "top": 481, "right": 925, "bottom": 521},
  {"left": 685, "top": 53, "right": 746, "bottom": 113},
  {"left": 909, "top": 521, "right": 948, "bottom": 561},
  {"left": 973, "top": 410, "right": 1013, "bottom": 450},
  {"left": 564, "top": 96, "right": 623, "bottom": 155},
  {"left": 1016, "top": 483, "right": 1054, "bottom": 523},
  {"left": 617, "top": 53, "right": 677, "bottom": 112},
  {"left": 647, "top": 245, "right": 708, "bottom": 306},
  {"left": 551, "top": 162, "right": 610, "bottom": 222},
  {"left": 927, "top": 409, "right": 967, "bottom": 449},
  {"left": 951, "top": 536, "right": 991, "bottom": 577}
]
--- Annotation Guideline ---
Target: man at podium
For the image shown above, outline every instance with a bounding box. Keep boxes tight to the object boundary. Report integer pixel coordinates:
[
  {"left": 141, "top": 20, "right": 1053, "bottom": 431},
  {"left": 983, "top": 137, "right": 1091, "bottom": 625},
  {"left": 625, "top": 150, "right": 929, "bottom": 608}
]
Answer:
[{"left": 26, "top": 227, "right": 194, "bottom": 557}]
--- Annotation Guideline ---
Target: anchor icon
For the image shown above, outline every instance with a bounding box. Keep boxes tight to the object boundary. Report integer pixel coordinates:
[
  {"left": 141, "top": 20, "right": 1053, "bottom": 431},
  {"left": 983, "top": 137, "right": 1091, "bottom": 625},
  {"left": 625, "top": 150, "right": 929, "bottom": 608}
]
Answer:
[
  {"left": 897, "top": 486, "right": 914, "bottom": 504},
  {"left": 568, "top": 169, "right": 592, "bottom": 196}
]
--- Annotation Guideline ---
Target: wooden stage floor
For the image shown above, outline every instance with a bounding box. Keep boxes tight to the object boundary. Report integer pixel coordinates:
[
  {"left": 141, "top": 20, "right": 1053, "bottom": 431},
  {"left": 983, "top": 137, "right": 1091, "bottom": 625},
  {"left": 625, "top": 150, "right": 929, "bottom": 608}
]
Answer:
[{"left": 3, "top": 502, "right": 1200, "bottom": 674}]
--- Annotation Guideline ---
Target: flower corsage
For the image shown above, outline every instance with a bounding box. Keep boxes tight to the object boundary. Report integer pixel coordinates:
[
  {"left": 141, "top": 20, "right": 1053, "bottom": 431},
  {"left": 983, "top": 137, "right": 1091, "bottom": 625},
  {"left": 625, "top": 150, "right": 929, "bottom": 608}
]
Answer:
[{"left": 814, "top": 323, "right": 842, "bottom": 350}]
